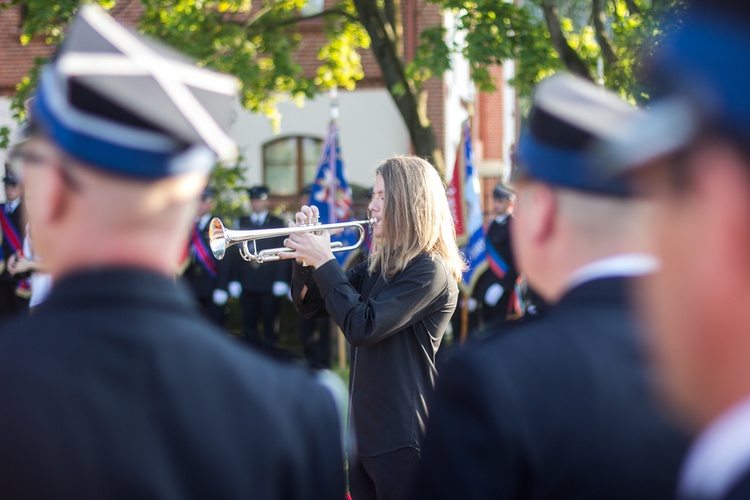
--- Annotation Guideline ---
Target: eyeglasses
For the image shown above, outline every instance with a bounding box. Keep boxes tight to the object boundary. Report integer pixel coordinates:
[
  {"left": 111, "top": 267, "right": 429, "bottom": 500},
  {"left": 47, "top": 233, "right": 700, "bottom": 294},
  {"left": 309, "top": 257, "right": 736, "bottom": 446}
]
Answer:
[{"left": 6, "top": 148, "right": 81, "bottom": 192}]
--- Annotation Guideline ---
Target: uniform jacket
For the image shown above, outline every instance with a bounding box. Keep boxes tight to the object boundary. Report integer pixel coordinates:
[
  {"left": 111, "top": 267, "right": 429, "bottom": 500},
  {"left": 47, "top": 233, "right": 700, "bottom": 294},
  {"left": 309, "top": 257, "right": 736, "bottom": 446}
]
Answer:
[
  {"left": 0, "top": 200, "right": 24, "bottom": 283},
  {"left": 477, "top": 214, "right": 519, "bottom": 319},
  {"left": 0, "top": 268, "right": 345, "bottom": 499},
  {"left": 293, "top": 254, "right": 459, "bottom": 456},
  {"left": 413, "top": 277, "right": 689, "bottom": 499},
  {"left": 182, "top": 214, "right": 230, "bottom": 300},
  {"left": 229, "top": 213, "right": 290, "bottom": 293}
]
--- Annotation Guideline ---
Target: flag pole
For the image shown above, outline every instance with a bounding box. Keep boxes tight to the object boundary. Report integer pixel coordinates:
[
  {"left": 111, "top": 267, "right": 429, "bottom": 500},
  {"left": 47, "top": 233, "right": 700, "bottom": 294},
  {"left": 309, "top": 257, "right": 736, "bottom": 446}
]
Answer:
[{"left": 330, "top": 86, "right": 348, "bottom": 372}]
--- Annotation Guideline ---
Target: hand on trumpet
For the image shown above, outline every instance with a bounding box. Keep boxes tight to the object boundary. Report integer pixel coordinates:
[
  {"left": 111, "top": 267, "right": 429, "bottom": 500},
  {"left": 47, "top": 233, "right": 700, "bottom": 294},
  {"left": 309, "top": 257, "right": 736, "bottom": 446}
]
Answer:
[{"left": 282, "top": 205, "right": 343, "bottom": 268}]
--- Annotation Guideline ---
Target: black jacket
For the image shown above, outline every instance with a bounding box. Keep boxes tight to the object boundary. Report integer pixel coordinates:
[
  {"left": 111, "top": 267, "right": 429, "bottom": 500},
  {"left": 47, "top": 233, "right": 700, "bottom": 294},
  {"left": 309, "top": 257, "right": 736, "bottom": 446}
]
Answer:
[
  {"left": 0, "top": 268, "right": 345, "bottom": 499},
  {"left": 413, "top": 277, "right": 689, "bottom": 499},
  {"left": 293, "top": 254, "right": 458, "bottom": 456},
  {"left": 229, "top": 213, "right": 290, "bottom": 293}
]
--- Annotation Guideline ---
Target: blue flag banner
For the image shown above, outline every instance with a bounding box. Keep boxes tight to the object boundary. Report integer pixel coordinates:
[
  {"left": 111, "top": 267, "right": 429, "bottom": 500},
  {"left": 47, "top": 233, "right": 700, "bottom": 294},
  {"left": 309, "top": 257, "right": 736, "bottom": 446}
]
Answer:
[
  {"left": 309, "top": 123, "right": 359, "bottom": 267},
  {"left": 448, "top": 121, "right": 487, "bottom": 294}
]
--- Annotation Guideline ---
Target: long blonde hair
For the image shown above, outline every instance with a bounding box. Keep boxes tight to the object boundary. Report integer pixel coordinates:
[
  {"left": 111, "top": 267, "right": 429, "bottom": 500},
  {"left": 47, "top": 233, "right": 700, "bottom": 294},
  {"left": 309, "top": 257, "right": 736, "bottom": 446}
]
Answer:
[{"left": 368, "top": 155, "right": 466, "bottom": 282}]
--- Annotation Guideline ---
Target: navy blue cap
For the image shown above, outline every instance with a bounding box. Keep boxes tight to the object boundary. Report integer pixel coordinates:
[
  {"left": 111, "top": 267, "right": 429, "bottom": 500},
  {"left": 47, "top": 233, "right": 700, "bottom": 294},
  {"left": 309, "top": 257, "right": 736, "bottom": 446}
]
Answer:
[
  {"left": 3, "top": 174, "right": 20, "bottom": 186},
  {"left": 604, "top": 7, "right": 750, "bottom": 172},
  {"left": 248, "top": 185, "right": 269, "bottom": 200},
  {"left": 515, "top": 73, "right": 640, "bottom": 196},
  {"left": 492, "top": 183, "right": 515, "bottom": 201},
  {"left": 30, "top": 4, "right": 239, "bottom": 179},
  {"left": 201, "top": 187, "right": 216, "bottom": 200}
]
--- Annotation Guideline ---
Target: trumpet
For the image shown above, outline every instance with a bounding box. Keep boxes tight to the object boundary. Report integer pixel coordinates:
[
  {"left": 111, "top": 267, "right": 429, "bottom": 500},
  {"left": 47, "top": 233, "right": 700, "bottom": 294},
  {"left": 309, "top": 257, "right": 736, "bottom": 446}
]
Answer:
[{"left": 209, "top": 216, "right": 376, "bottom": 263}]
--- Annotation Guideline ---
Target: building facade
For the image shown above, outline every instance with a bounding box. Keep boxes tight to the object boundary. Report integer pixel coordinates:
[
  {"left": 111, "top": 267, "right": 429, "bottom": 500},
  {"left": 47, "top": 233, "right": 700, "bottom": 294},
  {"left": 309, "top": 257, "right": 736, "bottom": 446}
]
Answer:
[{"left": 0, "top": 1, "right": 516, "bottom": 215}]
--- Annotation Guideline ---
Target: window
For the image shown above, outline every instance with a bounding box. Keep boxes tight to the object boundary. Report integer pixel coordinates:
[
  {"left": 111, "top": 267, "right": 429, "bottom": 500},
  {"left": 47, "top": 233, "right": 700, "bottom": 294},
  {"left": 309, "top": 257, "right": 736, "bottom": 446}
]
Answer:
[{"left": 263, "top": 136, "right": 323, "bottom": 196}]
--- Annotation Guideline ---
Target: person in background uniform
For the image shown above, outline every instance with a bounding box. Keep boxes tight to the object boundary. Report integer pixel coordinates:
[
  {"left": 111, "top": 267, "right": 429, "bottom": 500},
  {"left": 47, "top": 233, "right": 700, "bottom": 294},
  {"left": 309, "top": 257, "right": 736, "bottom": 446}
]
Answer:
[
  {"left": 228, "top": 185, "right": 291, "bottom": 347},
  {"left": 604, "top": 2, "right": 750, "bottom": 499},
  {"left": 473, "top": 183, "right": 520, "bottom": 327},
  {"left": 285, "top": 156, "right": 464, "bottom": 500},
  {"left": 181, "top": 186, "right": 229, "bottom": 326},
  {"left": 0, "top": 6, "right": 345, "bottom": 498},
  {"left": 297, "top": 184, "right": 332, "bottom": 369},
  {"left": 413, "top": 73, "right": 688, "bottom": 500},
  {"left": 0, "top": 171, "right": 29, "bottom": 322}
]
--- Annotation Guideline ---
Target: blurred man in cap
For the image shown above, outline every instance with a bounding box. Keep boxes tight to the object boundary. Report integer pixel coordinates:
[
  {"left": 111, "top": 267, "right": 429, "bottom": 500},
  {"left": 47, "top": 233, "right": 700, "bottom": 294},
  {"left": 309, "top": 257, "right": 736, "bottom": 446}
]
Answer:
[
  {"left": 413, "top": 73, "right": 688, "bottom": 499},
  {"left": 180, "top": 186, "right": 231, "bottom": 326},
  {"left": 603, "top": 2, "right": 750, "bottom": 499},
  {"left": 0, "top": 170, "right": 29, "bottom": 322},
  {"left": 473, "top": 183, "right": 521, "bottom": 328},
  {"left": 228, "top": 184, "right": 290, "bottom": 348},
  {"left": 0, "top": 5, "right": 344, "bottom": 499}
]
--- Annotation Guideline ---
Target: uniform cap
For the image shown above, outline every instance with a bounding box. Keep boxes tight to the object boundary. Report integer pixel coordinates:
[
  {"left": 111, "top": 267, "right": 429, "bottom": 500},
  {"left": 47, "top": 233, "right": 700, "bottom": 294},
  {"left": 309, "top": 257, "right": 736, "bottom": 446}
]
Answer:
[
  {"left": 514, "top": 73, "right": 640, "bottom": 196},
  {"left": 492, "top": 184, "right": 515, "bottom": 201},
  {"left": 30, "top": 4, "right": 239, "bottom": 179},
  {"left": 248, "top": 185, "right": 269, "bottom": 200},
  {"left": 3, "top": 173, "right": 20, "bottom": 186}
]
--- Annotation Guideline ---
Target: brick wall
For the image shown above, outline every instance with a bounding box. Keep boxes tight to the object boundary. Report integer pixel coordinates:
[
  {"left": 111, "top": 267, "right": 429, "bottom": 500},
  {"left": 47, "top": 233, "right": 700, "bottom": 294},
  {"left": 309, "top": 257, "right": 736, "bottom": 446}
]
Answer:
[
  {"left": 0, "top": 2, "right": 142, "bottom": 96},
  {"left": 477, "top": 64, "right": 505, "bottom": 160}
]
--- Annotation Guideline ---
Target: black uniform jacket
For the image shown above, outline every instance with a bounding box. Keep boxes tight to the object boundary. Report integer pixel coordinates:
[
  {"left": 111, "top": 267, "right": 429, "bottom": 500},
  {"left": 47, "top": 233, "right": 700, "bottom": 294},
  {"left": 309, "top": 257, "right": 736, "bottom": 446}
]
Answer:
[
  {"left": 183, "top": 215, "right": 230, "bottom": 299},
  {"left": 0, "top": 201, "right": 24, "bottom": 283},
  {"left": 0, "top": 268, "right": 345, "bottom": 499},
  {"left": 413, "top": 276, "right": 689, "bottom": 499},
  {"left": 230, "top": 214, "right": 290, "bottom": 293},
  {"left": 293, "top": 254, "right": 459, "bottom": 457}
]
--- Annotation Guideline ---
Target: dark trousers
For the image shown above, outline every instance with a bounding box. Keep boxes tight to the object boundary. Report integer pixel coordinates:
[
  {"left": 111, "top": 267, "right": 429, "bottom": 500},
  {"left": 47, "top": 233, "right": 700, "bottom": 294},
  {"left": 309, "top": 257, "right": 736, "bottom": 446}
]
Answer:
[
  {"left": 299, "top": 316, "right": 331, "bottom": 369},
  {"left": 240, "top": 292, "right": 280, "bottom": 344},
  {"left": 0, "top": 280, "right": 28, "bottom": 325},
  {"left": 349, "top": 447, "right": 421, "bottom": 500}
]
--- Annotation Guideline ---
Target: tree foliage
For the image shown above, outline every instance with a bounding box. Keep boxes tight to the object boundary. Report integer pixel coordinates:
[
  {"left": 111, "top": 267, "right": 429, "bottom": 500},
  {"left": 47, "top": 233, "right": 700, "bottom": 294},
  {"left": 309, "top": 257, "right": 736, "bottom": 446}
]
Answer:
[{"left": 2, "top": 0, "right": 686, "bottom": 171}]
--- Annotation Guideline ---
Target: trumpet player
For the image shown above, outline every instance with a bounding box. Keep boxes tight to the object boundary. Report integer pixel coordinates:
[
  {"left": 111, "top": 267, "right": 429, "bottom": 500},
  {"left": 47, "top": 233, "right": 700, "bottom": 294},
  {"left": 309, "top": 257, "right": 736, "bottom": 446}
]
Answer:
[{"left": 283, "top": 155, "right": 464, "bottom": 500}]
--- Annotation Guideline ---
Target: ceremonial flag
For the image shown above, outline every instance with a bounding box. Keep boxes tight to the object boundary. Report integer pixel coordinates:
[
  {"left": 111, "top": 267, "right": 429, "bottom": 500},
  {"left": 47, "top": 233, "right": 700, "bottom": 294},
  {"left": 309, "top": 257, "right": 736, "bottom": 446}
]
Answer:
[
  {"left": 448, "top": 121, "right": 487, "bottom": 294},
  {"left": 309, "top": 123, "right": 358, "bottom": 267}
]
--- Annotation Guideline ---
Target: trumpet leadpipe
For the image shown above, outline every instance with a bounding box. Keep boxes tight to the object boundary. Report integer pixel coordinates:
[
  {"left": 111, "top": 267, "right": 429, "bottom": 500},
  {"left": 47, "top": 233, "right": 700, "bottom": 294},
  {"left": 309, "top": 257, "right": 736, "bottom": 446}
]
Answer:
[{"left": 208, "top": 217, "right": 376, "bottom": 263}]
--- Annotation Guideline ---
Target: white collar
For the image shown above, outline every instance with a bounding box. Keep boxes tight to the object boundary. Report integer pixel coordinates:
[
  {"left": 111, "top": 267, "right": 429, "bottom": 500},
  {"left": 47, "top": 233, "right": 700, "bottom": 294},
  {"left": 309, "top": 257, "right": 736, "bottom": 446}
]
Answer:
[
  {"left": 197, "top": 213, "right": 212, "bottom": 230},
  {"left": 680, "top": 397, "right": 750, "bottom": 499},
  {"left": 6, "top": 198, "right": 20, "bottom": 212},
  {"left": 494, "top": 213, "right": 510, "bottom": 224},
  {"left": 565, "top": 253, "right": 659, "bottom": 291}
]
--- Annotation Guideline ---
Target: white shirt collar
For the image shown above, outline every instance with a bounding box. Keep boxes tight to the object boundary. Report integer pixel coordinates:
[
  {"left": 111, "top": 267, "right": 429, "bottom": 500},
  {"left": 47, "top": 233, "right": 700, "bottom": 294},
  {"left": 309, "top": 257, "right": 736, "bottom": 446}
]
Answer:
[
  {"left": 680, "top": 397, "right": 750, "bottom": 499},
  {"left": 565, "top": 253, "right": 659, "bottom": 291},
  {"left": 6, "top": 198, "right": 20, "bottom": 213},
  {"left": 494, "top": 213, "right": 511, "bottom": 224},
  {"left": 197, "top": 214, "right": 212, "bottom": 231}
]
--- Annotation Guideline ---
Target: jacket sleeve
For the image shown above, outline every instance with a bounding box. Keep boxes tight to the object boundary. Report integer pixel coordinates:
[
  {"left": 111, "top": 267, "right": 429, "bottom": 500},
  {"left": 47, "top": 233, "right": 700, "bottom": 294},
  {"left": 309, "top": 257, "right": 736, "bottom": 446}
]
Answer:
[{"left": 312, "top": 257, "right": 452, "bottom": 347}]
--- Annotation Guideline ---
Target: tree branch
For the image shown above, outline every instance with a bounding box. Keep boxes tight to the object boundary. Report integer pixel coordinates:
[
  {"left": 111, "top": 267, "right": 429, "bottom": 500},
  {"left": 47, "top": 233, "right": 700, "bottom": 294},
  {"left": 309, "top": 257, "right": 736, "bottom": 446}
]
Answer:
[
  {"left": 592, "top": 0, "right": 618, "bottom": 64},
  {"left": 384, "top": 0, "right": 403, "bottom": 57},
  {"left": 541, "top": 0, "right": 593, "bottom": 80},
  {"left": 238, "top": 8, "right": 359, "bottom": 31},
  {"left": 623, "top": 0, "right": 641, "bottom": 16}
]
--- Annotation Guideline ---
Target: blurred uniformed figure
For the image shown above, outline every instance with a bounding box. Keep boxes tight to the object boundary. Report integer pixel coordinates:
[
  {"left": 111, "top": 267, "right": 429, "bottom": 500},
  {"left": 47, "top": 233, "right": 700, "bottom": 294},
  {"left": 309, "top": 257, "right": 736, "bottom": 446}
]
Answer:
[
  {"left": 413, "top": 73, "right": 688, "bottom": 499},
  {"left": 0, "top": 171, "right": 29, "bottom": 322},
  {"left": 604, "top": 2, "right": 750, "bottom": 499},
  {"left": 0, "top": 5, "right": 344, "bottom": 498},
  {"left": 181, "top": 186, "right": 230, "bottom": 326},
  {"left": 474, "top": 183, "right": 520, "bottom": 326},
  {"left": 228, "top": 185, "right": 291, "bottom": 347}
]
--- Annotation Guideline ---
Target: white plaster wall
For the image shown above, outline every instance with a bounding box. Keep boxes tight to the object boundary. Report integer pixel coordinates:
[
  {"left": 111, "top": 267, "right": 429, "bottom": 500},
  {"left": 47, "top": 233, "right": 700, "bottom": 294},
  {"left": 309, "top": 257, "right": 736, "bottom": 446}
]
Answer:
[
  {"left": 442, "top": 11, "right": 473, "bottom": 183},
  {"left": 231, "top": 88, "right": 411, "bottom": 189}
]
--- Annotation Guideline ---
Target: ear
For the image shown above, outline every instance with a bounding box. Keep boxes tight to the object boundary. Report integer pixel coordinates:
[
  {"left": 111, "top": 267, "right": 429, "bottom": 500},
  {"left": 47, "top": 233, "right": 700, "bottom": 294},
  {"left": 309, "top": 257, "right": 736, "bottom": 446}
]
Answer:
[
  {"left": 529, "top": 183, "right": 557, "bottom": 245},
  {"left": 26, "top": 162, "right": 70, "bottom": 228},
  {"left": 692, "top": 143, "right": 750, "bottom": 300}
]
